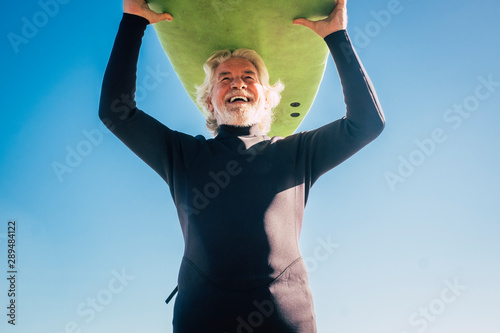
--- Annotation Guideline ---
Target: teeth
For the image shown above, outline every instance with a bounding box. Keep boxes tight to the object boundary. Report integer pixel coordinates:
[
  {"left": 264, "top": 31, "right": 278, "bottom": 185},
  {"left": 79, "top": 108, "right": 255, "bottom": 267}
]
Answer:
[{"left": 229, "top": 96, "right": 249, "bottom": 103}]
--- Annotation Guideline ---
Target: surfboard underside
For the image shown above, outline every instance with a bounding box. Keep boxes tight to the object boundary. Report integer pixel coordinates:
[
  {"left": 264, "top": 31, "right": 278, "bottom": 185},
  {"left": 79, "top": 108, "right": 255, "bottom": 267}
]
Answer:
[{"left": 148, "top": 0, "right": 336, "bottom": 137}]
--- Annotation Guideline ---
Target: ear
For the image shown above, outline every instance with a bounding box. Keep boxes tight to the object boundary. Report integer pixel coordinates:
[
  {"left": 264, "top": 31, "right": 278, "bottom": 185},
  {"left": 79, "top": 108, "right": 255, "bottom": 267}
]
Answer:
[
  {"left": 264, "top": 95, "right": 270, "bottom": 110},
  {"left": 207, "top": 97, "right": 214, "bottom": 113}
]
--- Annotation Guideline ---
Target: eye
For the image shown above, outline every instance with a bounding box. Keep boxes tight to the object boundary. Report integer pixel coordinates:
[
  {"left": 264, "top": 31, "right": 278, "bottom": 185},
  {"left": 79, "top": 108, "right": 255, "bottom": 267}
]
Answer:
[{"left": 221, "top": 77, "right": 230, "bottom": 82}]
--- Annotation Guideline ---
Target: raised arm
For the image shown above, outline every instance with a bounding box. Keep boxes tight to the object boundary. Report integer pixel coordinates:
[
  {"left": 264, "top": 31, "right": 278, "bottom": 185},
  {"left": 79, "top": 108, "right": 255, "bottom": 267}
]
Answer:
[
  {"left": 98, "top": 2, "right": 201, "bottom": 185},
  {"left": 292, "top": 0, "right": 385, "bottom": 183},
  {"left": 99, "top": 0, "right": 171, "bottom": 126}
]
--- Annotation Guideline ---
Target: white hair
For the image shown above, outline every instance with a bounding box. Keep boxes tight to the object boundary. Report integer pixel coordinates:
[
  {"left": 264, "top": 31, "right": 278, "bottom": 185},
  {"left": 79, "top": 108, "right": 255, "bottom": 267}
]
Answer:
[{"left": 196, "top": 49, "right": 284, "bottom": 136}]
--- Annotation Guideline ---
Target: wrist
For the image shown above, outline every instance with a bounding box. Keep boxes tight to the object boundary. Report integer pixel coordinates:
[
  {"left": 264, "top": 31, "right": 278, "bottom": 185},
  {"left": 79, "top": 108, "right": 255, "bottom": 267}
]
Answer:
[
  {"left": 324, "top": 29, "right": 347, "bottom": 40},
  {"left": 122, "top": 12, "right": 150, "bottom": 26}
]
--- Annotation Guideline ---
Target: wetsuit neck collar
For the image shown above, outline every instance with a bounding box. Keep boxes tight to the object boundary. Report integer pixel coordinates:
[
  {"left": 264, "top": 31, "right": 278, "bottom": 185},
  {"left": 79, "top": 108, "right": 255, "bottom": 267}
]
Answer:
[{"left": 216, "top": 124, "right": 263, "bottom": 138}]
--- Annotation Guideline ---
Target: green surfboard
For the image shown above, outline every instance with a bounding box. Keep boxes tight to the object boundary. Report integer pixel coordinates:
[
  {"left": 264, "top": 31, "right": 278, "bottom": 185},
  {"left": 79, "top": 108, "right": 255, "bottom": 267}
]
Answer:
[{"left": 147, "top": 0, "right": 336, "bottom": 137}]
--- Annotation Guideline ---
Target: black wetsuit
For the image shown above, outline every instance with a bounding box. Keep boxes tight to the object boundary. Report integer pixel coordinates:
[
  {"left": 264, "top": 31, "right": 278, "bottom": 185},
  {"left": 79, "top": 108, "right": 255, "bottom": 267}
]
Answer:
[{"left": 99, "top": 13, "right": 384, "bottom": 333}]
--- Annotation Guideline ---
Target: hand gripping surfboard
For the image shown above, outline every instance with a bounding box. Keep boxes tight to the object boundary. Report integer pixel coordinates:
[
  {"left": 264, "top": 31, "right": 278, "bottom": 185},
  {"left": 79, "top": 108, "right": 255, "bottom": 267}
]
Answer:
[{"left": 147, "top": 0, "right": 336, "bottom": 137}]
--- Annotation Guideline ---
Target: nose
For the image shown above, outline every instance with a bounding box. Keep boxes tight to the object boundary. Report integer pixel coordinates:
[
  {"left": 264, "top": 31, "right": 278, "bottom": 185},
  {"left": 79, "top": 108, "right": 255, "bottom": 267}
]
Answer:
[{"left": 231, "top": 77, "right": 246, "bottom": 90}]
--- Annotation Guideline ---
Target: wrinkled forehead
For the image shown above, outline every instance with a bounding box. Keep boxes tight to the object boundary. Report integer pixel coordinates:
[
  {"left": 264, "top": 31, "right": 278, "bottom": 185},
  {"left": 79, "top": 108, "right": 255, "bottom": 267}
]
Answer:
[{"left": 215, "top": 57, "right": 259, "bottom": 77}]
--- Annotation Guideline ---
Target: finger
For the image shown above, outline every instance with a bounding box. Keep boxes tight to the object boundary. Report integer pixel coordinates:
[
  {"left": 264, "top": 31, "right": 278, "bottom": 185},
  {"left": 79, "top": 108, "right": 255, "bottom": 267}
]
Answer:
[
  {"left": 160, "top": 12, "right": 173, "bottom": 22},
  {"left": 293, "top": 18, "right": 315, "bottom": 30},
  {"left": 148, "top": 10, "right": 173, "bottom": 23}
]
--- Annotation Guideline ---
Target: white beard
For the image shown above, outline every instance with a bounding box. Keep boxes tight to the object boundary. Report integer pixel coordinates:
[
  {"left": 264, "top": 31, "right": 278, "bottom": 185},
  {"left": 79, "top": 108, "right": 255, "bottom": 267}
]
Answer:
[{"left": 214, "top": 101, "right": 267, "bottom": 128}]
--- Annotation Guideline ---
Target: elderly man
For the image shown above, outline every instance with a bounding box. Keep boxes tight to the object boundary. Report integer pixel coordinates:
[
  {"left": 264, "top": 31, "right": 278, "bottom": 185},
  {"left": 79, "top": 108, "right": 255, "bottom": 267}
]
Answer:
[{"left": 99, "top": 0, "right": 385, "bottom": 331}]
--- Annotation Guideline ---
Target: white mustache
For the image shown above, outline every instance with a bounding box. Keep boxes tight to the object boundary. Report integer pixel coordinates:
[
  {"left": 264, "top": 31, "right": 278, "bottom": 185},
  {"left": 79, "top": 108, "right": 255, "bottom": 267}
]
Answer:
[{"left": 225, "top": 92, "right": 253, "bottom": 102}]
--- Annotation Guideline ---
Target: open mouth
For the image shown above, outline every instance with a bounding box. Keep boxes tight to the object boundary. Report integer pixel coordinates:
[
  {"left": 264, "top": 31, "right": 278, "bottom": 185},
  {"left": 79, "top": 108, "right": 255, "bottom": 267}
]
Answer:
[{"left": 227, "top": 96, "right": 250, "bottom": 103}]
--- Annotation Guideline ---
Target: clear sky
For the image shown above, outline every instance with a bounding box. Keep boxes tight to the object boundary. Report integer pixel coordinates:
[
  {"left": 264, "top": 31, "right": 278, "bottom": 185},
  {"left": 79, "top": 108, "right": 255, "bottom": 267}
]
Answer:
[{"left": 1, "top": 1, "right": 499, "bottom": 332}]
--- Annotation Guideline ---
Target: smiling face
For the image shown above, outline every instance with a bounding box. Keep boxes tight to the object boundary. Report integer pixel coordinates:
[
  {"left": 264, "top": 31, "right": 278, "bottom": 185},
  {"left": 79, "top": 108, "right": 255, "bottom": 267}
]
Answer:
[{"left": 208, "top": 57, "right": 268, "bottom": 128}]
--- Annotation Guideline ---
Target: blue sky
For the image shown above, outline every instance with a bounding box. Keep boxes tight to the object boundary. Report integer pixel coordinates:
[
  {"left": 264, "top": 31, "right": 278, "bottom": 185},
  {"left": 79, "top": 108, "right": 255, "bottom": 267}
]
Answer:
[{"left": 1, "top": 0, "right": 499, "bottom": 332}]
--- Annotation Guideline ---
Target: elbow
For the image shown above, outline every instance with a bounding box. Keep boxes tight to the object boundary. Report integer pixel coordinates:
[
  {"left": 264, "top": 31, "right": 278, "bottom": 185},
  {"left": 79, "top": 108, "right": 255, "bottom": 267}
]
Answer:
[
  {"left": 368, "top": 117, "right": 385, "bottom": 142},
  {"left": 98, "top": 86, "right": 136, "bottom": 124},
  {"left": 369, "top": 106, "right": 386, "bottom": 139},
  {"left": 356, "top": 109, "right": 385, "bottom": 143},
  {"left": 98, "top": 83, "right": 110, "bottom": 121},
  {"left": 98, "top": 96, "right": 110, "bottom": 122},
  {"left": 98, "top": 101, "right": 106, "bottom": 122},
  {"left": 98, "top": 92, "right": 117, "bottom": 131},
  {"left": 374, "top": 115, "right": 385, "bottom": 137}
]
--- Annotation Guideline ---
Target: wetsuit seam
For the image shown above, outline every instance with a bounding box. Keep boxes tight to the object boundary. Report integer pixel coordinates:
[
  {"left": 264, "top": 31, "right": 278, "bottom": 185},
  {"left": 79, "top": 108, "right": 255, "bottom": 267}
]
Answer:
[{"left": 182, "top": 256, "right": 303, "bottom": 293}]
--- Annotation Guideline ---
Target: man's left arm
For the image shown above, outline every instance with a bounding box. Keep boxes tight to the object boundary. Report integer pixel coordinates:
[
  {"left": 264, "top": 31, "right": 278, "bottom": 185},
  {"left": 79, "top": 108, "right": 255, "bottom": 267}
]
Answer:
[{"left": 293, "top": 0, "right": 385, "bottom": 182}]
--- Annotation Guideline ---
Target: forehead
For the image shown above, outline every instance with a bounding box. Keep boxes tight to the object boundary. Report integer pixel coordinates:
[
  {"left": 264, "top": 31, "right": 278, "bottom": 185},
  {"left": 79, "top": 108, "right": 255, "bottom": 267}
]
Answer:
[{"left": 215, "top": 57, "right": 257, "bottom": 76}]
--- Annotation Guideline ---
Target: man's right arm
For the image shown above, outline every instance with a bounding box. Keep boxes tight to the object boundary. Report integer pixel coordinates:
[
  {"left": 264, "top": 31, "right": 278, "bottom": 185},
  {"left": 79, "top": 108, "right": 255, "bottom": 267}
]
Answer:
[
  {"left": 98, "top": 13, "right": 200, "bottom": 184},
  {"left": 99, "top": 13, "right": 149, "bottom": 127}
]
